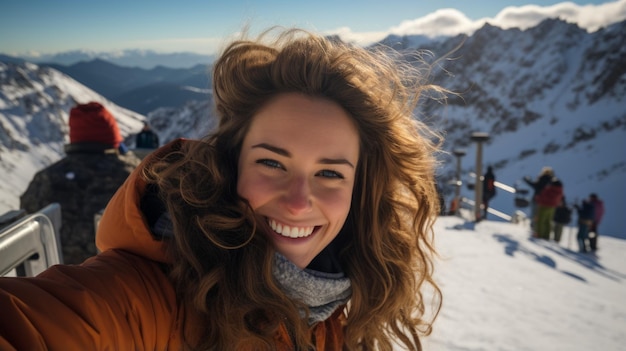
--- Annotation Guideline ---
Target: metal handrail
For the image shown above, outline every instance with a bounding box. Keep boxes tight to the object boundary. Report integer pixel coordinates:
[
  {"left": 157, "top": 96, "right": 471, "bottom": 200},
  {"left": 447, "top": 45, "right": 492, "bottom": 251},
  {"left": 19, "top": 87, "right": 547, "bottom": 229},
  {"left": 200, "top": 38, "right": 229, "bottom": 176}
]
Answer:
[
  {"left": 460, "top": 197, "right": 512, "bottom": 222},
  {"left": 468, "top": 172, "right": 517, "bottom": 193},
  {"left": 0, "top": 203, "right": 62, "bottom": 276}
]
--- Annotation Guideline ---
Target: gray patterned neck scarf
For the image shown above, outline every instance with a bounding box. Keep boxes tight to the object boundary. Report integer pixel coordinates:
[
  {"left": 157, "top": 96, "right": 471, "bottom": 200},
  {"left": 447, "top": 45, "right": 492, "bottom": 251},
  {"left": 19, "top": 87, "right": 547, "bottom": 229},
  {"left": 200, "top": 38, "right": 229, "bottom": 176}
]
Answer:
[{"left": 272, "top": 252, "right": 352, "bottom": 325}]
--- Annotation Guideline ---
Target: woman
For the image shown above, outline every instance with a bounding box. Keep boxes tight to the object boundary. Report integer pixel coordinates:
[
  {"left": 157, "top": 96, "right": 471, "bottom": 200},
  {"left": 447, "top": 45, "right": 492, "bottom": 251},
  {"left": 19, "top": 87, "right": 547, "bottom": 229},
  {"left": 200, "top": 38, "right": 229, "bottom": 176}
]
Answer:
[{"left": 0, "top": 28, "right": 444, "bottom": 350}]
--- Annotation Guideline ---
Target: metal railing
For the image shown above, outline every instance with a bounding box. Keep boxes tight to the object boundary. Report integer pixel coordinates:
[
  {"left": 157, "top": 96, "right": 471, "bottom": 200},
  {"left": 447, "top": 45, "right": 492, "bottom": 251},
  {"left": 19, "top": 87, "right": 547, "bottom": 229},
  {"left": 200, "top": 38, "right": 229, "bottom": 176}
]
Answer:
[
  {"left": 465, "top": 172, "right": 531, "bottom": 221},
  {"left": 459, "top": 197, "right": 513, "bottom": 222},
  {"left": 0, "top": 203, "right": 62, "bottom": 277}
]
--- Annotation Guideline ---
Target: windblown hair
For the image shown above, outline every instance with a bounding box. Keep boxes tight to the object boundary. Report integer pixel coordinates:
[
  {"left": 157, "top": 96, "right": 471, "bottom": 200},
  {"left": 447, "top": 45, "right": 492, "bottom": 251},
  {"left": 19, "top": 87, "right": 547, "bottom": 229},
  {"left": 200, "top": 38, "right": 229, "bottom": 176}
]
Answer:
[{"left": 145, "top": 27, "right": 444, "bottom": 350}]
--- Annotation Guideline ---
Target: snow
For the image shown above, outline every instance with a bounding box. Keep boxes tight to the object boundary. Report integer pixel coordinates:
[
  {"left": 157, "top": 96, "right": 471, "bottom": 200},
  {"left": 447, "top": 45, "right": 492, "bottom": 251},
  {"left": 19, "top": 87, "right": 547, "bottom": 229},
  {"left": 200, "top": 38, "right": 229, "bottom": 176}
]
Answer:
[{"left": 420, "top": 215, "right": 626, "bottom": 351}]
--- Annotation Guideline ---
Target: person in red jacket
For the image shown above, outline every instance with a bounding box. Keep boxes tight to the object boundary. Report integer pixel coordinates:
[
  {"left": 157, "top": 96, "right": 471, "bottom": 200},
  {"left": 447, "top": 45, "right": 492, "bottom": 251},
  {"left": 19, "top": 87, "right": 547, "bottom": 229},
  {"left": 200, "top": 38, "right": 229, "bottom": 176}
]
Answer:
[
  {"left": 534, "top": 176, "right": 564, "bottom": 240},
  {"left": 0, "top": 28, "right": 445, "bottom": 350},
  {"left": 524, "top": 166, "right": 555, "bottom": 236}
]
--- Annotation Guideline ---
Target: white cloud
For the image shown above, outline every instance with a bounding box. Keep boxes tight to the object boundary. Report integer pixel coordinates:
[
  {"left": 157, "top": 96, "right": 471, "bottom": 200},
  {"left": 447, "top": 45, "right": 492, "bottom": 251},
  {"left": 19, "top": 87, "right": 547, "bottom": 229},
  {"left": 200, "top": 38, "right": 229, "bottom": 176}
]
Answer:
[
  {"left": 329, "top": 0, "right": 626, "bottom": 47},
  {"left": 388, "top": 8, "right": 479, "bottom": 37},
  {"left": 492, "top": 0, "right": 626, "bottom": 31}
]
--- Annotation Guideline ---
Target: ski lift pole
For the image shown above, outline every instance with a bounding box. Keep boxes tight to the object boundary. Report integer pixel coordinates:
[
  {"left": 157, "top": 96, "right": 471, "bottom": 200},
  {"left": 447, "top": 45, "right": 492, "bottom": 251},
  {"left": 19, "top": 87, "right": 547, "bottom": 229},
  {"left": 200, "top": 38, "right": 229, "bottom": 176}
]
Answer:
[{"left": 470, "top": 132, "right": 489, "bottom": 222}]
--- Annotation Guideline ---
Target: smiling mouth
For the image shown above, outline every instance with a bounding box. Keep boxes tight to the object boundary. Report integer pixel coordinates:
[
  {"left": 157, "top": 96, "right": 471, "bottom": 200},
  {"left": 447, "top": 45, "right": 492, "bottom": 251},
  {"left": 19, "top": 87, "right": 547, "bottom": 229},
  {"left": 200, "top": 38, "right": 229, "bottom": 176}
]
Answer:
[{"left": 268, "top": 218, "right": 316, "bottom": 239}]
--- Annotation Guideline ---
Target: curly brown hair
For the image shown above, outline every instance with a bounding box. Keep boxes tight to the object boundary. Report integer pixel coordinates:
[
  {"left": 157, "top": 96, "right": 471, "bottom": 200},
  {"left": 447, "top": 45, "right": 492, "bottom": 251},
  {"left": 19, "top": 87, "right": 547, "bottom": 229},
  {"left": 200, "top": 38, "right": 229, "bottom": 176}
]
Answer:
[{"left": 145, "top": 27, "right": 444, "bottom": 350}]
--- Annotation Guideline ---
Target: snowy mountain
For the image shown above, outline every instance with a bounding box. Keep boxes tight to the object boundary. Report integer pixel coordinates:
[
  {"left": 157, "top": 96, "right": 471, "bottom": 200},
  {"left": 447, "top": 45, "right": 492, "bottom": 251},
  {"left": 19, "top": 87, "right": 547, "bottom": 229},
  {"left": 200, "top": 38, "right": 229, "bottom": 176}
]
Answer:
[
  {"left": 146, "top": 96, "right": 217, "bottom": 142},
  {"left": 0, "top": 18, "right": 624, "bottom": 238},
  {"left": 376, "top": 33, "right": 444, "bottom": 51},
  {"left": 0, "top": 60, "right": 218, "bottom": 214},
  {"left": 412, "top": 18, "right": 625, "bottom": 238},
  {"left": 0, "top": 61, "right": 146, "bottom": 211}
]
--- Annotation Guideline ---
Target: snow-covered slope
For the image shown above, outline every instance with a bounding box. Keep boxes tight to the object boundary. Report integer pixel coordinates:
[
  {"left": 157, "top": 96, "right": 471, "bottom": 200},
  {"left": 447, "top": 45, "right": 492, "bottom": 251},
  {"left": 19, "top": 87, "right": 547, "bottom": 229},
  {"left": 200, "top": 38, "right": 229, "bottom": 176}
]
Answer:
[
  {"left": 422, "top": 215, "right": 626, "bottom": 351},
  {"left": 0, "top": 62, "right": 146, "bottom": 211},
  {"left": 146, "top": 96, "right": 217, "bottom": 143}
]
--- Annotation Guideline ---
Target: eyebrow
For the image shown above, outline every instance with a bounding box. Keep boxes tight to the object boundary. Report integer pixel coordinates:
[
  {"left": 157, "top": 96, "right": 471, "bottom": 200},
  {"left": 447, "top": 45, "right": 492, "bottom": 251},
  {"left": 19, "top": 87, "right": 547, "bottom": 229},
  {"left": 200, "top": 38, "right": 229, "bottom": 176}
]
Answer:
[{"left": 251, "top": 143, "right": 355, "bottom": 169}]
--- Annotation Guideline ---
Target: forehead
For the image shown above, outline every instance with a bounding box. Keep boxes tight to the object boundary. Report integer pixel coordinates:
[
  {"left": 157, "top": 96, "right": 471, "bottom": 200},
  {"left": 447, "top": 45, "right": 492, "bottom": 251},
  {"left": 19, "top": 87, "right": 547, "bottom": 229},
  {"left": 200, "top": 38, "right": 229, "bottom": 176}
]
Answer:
[{"left": 244, "top": 93, "right": 360, "bottom": 151}]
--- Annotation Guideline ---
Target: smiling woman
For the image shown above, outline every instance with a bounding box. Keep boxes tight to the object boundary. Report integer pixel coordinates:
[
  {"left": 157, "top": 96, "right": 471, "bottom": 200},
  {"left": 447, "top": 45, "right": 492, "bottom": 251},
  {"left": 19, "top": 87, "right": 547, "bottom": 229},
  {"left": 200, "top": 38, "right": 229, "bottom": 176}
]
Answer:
[
  {"left": 0, "top": 27, "right": 446, "bottom": 350},
  {"left": 237, "top": 93, "right": 360, "bottom": 269}
]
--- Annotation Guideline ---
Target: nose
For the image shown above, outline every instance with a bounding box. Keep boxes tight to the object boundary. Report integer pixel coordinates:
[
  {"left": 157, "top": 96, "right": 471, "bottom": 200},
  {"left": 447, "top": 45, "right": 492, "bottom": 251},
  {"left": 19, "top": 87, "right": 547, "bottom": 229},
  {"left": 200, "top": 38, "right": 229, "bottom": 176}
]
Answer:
[{"left": 282, "top": 175, "right": 313, "bottom": 215}]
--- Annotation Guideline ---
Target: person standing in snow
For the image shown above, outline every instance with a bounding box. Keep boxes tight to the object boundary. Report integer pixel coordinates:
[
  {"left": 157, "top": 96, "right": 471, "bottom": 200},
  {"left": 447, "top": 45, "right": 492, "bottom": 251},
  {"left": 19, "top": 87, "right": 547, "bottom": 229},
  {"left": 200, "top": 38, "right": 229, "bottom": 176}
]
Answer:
[
  {"left": 524, "top": 166, "right": 555, "bottom": 237},
  {"left": 552, "top": 196, "right": 572, "bottom": 243},
  {"left": 574, "top": 197, "right": 595, "bottom": 253},
  {"left": 0, "top": 28, "right": 444, "bottom": 350},
  {"left": 534, "top": 176, "right": 564, "bottom": 240},
  {"left": 482, "top": 165, "right": 496, "bottom": 219},
  {"left": 588, "top": 193, "right": 605, "bottom": 252},
  {"left": 19, "top": 102, "right": 141, "bottom": 264}
]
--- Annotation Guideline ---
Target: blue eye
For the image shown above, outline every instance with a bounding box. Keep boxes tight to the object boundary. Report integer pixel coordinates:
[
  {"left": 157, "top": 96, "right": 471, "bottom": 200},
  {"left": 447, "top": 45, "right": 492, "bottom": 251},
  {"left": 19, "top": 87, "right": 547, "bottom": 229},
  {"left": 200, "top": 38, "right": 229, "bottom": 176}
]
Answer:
[
  {"left": 318, "top": 169, "right": 344, "bottom": 179},
  {"left": 257, "top": 159, "right": 283, "bottom": 169}
]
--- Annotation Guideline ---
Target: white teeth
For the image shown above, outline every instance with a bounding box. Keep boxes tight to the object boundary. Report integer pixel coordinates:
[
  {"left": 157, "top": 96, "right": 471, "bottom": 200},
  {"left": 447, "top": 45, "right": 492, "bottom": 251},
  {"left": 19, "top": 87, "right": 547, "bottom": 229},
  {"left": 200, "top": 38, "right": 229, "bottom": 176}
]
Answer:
[{"left": 269, "top": 218, "right": 314, "bottom": 238}]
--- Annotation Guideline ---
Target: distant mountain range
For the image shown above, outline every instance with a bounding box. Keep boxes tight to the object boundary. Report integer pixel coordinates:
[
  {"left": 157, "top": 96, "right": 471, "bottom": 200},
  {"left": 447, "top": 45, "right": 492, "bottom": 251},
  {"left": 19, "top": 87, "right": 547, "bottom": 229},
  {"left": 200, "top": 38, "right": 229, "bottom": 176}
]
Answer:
[
  {"left": 45, "top": 59, "right": 212, "bottom": 114},
  {"left": 0, "top": 50, "right": 215, "bottom": 115},
  {"left": 1, "top": 18, "right": 625, "bottom": 237},
  {"left": 2, "top": 49, "right": 215, "bottom": 69}
]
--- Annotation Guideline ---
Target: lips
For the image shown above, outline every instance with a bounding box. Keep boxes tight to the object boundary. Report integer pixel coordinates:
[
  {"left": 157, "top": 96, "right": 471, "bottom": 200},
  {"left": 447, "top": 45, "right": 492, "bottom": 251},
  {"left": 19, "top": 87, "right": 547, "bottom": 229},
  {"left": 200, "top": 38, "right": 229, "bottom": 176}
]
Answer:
[{"left": 268, "top": 218, "right": 315, "bottom": 238}]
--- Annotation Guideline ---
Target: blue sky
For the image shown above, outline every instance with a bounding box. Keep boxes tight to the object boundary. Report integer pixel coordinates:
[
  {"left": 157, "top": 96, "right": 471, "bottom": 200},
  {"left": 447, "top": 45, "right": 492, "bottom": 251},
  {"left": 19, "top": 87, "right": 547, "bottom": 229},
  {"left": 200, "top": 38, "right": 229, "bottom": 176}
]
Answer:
[{"left": 1, "top": 0, "right": 624, "bottom": 56}]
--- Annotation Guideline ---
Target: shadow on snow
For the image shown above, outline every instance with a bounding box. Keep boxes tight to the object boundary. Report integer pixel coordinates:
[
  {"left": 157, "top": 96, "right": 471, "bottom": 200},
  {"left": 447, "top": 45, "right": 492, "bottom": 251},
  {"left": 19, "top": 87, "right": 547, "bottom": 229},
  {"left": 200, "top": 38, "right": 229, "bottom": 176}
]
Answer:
[{"left": 492, "top": 233, "right": 626, "bottom": 282}]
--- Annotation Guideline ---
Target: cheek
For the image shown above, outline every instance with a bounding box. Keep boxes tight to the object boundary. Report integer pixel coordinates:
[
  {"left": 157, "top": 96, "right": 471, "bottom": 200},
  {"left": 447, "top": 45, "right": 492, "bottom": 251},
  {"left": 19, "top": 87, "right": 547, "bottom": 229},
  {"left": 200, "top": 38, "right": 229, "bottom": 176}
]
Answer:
[
  {"left": 237, "top": 172, "right": 273, "bottom": 208},
  {"left": 237, "top": 170, "right": 254, "bottom": 203},
  {"left": 319, "top": 188, "right": 353, "bottom": 221}
]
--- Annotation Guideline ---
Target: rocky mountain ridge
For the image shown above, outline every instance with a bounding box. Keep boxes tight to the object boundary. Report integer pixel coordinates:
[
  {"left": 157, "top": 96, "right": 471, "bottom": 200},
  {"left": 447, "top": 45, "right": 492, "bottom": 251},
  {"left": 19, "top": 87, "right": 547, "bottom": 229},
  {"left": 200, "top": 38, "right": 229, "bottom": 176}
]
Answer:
[
  {"left": 413, "top": 18, "right": 625, "bottom": 236},
  {"left": 1, "top": 18, "right": 624, "bottom": 236}
]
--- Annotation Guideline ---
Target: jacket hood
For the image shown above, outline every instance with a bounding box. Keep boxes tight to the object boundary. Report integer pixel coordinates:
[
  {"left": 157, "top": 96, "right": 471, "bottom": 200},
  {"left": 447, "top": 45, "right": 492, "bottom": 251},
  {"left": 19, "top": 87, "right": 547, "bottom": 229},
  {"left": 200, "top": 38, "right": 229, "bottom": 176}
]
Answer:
[{"left": 96, "top": 139, "right": 186, "bottom": 263}]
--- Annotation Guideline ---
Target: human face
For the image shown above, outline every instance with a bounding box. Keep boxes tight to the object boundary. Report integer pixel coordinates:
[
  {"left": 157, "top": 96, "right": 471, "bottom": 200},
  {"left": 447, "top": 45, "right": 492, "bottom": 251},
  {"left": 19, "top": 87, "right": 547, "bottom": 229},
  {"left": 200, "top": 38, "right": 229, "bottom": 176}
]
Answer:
[{"left": 237, "top": 93, "right": 360, "bottom": 269}]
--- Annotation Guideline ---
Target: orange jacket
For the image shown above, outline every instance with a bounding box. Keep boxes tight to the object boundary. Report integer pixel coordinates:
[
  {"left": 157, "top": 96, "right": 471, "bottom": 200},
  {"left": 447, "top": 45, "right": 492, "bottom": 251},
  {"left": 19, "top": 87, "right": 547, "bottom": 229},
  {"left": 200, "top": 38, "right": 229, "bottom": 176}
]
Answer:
[{"left": 0, "top": 139, "right": 345, "bottom": 350}]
